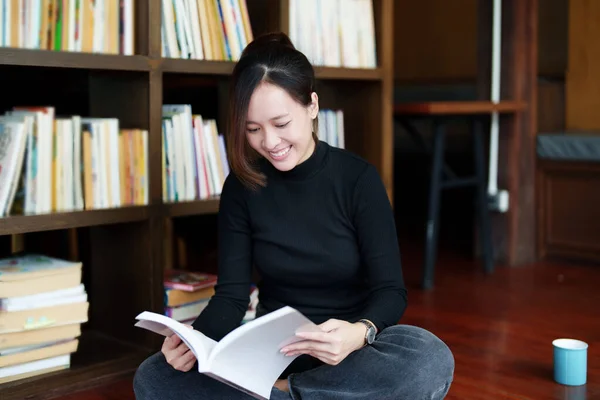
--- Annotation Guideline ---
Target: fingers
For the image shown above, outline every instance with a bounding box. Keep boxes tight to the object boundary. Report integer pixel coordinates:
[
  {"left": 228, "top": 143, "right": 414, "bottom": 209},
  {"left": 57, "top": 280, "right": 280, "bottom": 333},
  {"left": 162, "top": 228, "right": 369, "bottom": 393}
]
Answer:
[
  {"left": 282, "top": 338, "right": 340, "bottom": 357},
  {"left": 182, "top": 350, "right": 198, "bottom": 370},
  {"left": 163, "top": 346, "right": 197, "bottom": 372},
  {"left": 162, "top": 335, "right": 195, "bottom": 371},
  {"left": 163, "top": 334, "right": 182, "bottom": 350},
  {"left": 172, "top": 349, "right": 197, "bottom": 372}
]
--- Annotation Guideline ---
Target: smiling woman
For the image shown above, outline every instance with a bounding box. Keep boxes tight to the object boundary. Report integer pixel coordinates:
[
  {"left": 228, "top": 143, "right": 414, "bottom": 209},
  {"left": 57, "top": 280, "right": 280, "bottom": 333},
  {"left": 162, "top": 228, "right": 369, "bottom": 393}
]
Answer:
[
  {"left": 245, "top": 82, "right": 318, "bottom": 172},
  {"left": 226, "top": 33, "right": 320, "bottom": 188},
  {"left": 133, "top": 32, "right": 455, "bottom": 400}
]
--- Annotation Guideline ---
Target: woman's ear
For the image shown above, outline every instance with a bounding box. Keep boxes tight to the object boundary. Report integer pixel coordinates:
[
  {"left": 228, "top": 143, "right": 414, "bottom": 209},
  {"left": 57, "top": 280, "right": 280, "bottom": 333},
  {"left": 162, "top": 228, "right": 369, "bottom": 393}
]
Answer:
[{"left": 309, "top": 92, "right": 319, "bottom": 119}]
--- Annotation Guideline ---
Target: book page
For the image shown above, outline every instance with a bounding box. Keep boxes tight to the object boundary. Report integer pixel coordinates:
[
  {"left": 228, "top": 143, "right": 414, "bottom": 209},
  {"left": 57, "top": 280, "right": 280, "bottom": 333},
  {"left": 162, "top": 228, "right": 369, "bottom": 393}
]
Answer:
[
  {"left": 134, "top": 311, "right": 216, "bottom": 364},
  {"left": 203, "top": 306, "right": 322, "bottom": 400}
]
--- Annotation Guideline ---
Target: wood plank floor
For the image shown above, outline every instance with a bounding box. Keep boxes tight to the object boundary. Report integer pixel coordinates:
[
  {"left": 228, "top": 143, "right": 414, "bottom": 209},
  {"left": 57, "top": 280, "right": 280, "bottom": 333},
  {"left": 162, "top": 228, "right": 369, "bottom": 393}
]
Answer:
[{"left": 54, "top": 252, "right": 599, "bottom": 400}]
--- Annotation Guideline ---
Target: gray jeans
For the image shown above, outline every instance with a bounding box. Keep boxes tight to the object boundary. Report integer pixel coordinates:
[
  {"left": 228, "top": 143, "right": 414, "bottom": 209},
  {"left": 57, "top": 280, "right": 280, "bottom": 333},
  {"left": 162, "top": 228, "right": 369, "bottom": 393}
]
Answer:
[{"left": 133, "top": 324, "right": 454, "bottom": 399}]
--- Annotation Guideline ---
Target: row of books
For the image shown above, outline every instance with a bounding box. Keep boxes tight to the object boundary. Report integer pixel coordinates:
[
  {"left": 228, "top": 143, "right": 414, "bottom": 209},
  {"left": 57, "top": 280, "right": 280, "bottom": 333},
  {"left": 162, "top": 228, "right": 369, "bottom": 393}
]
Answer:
[
  {"left": 0, "top": 0, "right": 135, "bottom": 55},
  {"left": 289, "top": 0, "right": 377, "bottom": 69},
  {"left": 162, "top": 105, "right": 229, "bottom": 203},
  {"left": 163, "top": 269, "right": 258, "bottom": 324},
  {"left": 0, "top": 108, "right": 149, "bottom": 218},
  {"left": 318, "top": 109, "right": 346, "bottom": 150},
  {"left": 161, "top": 0, "right": 253, "bottom": 61},
  {"left": 0, "top": 254, "right": 88, "bottom": 384}
]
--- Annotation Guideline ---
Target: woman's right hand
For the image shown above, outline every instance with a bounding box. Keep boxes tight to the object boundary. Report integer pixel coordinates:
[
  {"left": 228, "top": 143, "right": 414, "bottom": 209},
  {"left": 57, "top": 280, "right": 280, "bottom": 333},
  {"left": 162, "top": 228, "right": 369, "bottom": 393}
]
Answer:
[{"left": 161, "top": 327, "right": 197, "bottom": 372}]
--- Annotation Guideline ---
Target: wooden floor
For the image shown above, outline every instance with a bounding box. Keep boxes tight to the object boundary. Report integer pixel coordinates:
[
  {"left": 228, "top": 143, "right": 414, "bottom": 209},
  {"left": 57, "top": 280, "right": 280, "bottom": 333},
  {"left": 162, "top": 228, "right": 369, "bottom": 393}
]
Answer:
[{"left": 54, "top": 251, "right": 599, "bottom": 400}]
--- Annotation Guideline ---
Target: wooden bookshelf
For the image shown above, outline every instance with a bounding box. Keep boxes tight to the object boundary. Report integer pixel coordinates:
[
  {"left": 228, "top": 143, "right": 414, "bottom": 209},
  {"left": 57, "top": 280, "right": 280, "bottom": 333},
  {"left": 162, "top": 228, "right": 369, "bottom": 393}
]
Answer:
[
  {"left": 0, "top": 48, "right": 152, "bottom": 71},
  {"left": 0, "top": 0, "right": 395, "bottom": 398},
  {"left": 0, "top": 207, "right": 152, "bottom": 236},
  {"left": 314, "top": 66, "right": 384, "bottom": 81},
  {"left": 160, "top": 58, "right": 236, "bottom": 75},
  {"left": 163, "top": 199, "right": 221, "bottom": 218}
]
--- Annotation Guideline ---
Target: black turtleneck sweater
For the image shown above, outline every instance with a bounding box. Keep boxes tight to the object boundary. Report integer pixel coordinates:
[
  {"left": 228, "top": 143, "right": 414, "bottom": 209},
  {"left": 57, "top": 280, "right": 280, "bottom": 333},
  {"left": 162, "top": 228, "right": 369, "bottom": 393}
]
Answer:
[{"left": 192, "top": 141, "right": 407, "bottom": 342}]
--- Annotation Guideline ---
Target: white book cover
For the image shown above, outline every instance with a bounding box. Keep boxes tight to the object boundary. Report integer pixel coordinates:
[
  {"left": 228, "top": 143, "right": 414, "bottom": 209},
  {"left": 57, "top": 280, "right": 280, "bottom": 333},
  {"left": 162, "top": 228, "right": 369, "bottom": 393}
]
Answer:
[
  {"left": 336, "top": 110, "right": 345, "bottom": 149},
  {"left": 135, "top": 306, "right": 323, "bottom": 400},
  {"left": 163, "top": 105, "right": 197, "bottom": 200},
  {"left": 72, "top": 115, "right": 84, "bottom": 210},
  {"left": 0, "top": 284, "right": 87, "bottom": 311},
  {"left": 192, "top": 115, "right": 209, "bottom": 200},
  {"left": 0, "top": 354, "right": 70, "bottom": 380},
  {"left": 0, "top": 116, "right": 27, "bottom": 217},
  {"left": 124, "top": 0, "right": 135, "bottom": 55},
  {"left": 162, "top": 0, "right": 180, "bottom": 58}
]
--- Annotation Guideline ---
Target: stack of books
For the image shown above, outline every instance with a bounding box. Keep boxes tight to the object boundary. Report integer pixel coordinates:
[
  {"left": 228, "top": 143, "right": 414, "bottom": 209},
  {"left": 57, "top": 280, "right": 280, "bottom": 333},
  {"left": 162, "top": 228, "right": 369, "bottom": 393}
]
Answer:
[
  {"left": 164, "top": 270, "right": 217, "bottom": 324},
  {"left": 0, "top": 254, "right": 88, "bottom": 384}
]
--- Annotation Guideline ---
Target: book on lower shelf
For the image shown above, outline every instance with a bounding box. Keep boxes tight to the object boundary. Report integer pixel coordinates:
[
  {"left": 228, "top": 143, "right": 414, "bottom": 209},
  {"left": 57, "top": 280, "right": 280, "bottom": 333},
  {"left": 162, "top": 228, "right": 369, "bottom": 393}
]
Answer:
[
  {"left": 163, "top": 270, "right": 258, "bottom": 325},
  {"left": 0, "top": 107, "right": 149, "bottom": 218},
  {"left": 0, "top": 254, "right": 88, "bottom": 384},
  {"left": 164, "top": 270, "right": 217, "bottom": 324}
]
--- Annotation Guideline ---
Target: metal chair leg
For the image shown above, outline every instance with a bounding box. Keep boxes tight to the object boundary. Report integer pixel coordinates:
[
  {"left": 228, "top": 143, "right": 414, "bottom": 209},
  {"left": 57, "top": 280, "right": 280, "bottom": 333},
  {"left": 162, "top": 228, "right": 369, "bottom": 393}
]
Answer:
[{"left": 422, "top": 121, "right": 446, "bottom": 289}]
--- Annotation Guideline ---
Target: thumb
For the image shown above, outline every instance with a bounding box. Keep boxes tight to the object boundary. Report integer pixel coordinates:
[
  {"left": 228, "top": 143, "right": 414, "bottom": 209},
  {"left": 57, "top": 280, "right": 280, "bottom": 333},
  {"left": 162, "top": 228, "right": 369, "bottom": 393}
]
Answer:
[{"left": 318, "top": 319, "right": 344, "bottom": 332}]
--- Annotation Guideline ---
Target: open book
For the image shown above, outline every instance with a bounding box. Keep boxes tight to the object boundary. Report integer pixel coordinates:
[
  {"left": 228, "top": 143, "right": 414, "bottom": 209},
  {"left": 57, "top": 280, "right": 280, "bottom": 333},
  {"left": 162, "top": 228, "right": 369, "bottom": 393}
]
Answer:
[{"left": 134, "top": 306, "right": 322, "bottom": 399}]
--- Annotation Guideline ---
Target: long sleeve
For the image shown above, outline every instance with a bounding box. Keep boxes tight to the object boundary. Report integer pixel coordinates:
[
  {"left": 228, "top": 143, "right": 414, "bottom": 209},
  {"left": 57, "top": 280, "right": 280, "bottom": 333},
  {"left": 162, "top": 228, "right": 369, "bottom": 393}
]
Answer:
[
  {"left": 352, "top": 164, "right": 407, "bottom": 331},
  {"left": 192, "top": 174, "right": 253, "bottom": 341}
]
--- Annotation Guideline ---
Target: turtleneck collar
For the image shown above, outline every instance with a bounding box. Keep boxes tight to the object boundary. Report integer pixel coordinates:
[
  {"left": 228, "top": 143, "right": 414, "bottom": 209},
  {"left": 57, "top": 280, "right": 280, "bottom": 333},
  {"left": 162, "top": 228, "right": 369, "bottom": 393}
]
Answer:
[{"left": 262, "top": 139, "right": 329, "bottom": 181}]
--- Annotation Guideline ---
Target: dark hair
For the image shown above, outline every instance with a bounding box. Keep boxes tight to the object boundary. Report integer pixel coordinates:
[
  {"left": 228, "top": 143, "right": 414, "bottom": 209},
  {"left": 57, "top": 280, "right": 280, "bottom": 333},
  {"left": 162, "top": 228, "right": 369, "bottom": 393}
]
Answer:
[{"left": 227, "top": 32, "right": 318, "bottom": 190}]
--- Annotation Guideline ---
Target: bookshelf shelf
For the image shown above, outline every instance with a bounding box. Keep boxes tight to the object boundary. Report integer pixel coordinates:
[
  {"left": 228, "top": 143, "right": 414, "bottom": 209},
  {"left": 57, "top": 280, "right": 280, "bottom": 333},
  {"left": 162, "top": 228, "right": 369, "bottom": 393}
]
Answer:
[
  {"left": 0, "top": 48, "right": 151, "bottom": 71},
  {"left": 160, "top": 58, "right": 236, "bottom": 75},
  {"left": 0, "top": 206, "right": 151, "bottom": 236},
  {"left": 314, "top": 66, "right": 383, "bottom": 81},
  {"left": 163, "top": 198, "right": 221, "bottom": 218},
  {"left": 0, "top": 330, "right": 151, "bottom": 400}
]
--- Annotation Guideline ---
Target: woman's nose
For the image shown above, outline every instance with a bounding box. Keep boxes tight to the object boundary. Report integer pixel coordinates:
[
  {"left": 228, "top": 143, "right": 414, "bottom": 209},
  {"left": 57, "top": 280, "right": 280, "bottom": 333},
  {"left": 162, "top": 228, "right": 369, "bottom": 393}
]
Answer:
[{"left": 263, "top": 129, "right": 281, "bottom": 150}]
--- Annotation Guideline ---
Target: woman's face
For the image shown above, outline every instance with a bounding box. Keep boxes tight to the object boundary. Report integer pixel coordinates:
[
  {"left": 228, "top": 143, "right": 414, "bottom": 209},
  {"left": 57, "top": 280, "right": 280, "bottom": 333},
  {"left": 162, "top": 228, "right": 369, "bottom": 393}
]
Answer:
[{"left": 245, "top": 81, "right": 318, "bottom": 171}]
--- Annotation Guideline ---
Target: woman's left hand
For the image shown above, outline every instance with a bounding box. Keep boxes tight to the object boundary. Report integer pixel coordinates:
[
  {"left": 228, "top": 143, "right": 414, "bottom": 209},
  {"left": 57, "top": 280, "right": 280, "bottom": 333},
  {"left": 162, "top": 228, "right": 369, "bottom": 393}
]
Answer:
[{"left": 280, "top": 319, "right": 367, "bottom": 365}]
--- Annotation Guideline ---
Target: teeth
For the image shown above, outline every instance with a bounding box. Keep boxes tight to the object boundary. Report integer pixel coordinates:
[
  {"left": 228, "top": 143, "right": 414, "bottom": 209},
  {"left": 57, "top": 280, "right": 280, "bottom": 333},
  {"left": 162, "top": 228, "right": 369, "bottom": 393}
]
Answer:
[{"left": 271, "top": 146, "right": 291, "bottom": 157}]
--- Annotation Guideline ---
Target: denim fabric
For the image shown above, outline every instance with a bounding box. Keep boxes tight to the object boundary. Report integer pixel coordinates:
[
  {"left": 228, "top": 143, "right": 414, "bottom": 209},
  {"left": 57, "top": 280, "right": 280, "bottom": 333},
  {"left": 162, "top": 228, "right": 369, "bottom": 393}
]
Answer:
[{"left": 133, "top": 324, "right": 454, "bottom": 399}]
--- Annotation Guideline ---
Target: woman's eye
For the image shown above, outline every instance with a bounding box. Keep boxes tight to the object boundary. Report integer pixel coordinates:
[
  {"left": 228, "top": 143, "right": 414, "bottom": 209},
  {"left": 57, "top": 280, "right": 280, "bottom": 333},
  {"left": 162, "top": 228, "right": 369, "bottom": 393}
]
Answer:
[
  {"left": 247, "top": 127, "right": 259, "bottom": 133},
  {"left": 276, "top": 121, "right": 290, "bottom": 128}
]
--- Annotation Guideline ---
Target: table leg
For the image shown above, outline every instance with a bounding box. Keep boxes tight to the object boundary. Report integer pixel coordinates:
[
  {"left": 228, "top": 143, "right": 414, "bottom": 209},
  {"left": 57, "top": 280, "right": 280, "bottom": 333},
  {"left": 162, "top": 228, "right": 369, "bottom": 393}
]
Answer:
[{"left": 423, "top": 120, "right": 445, "bottom": 289}]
